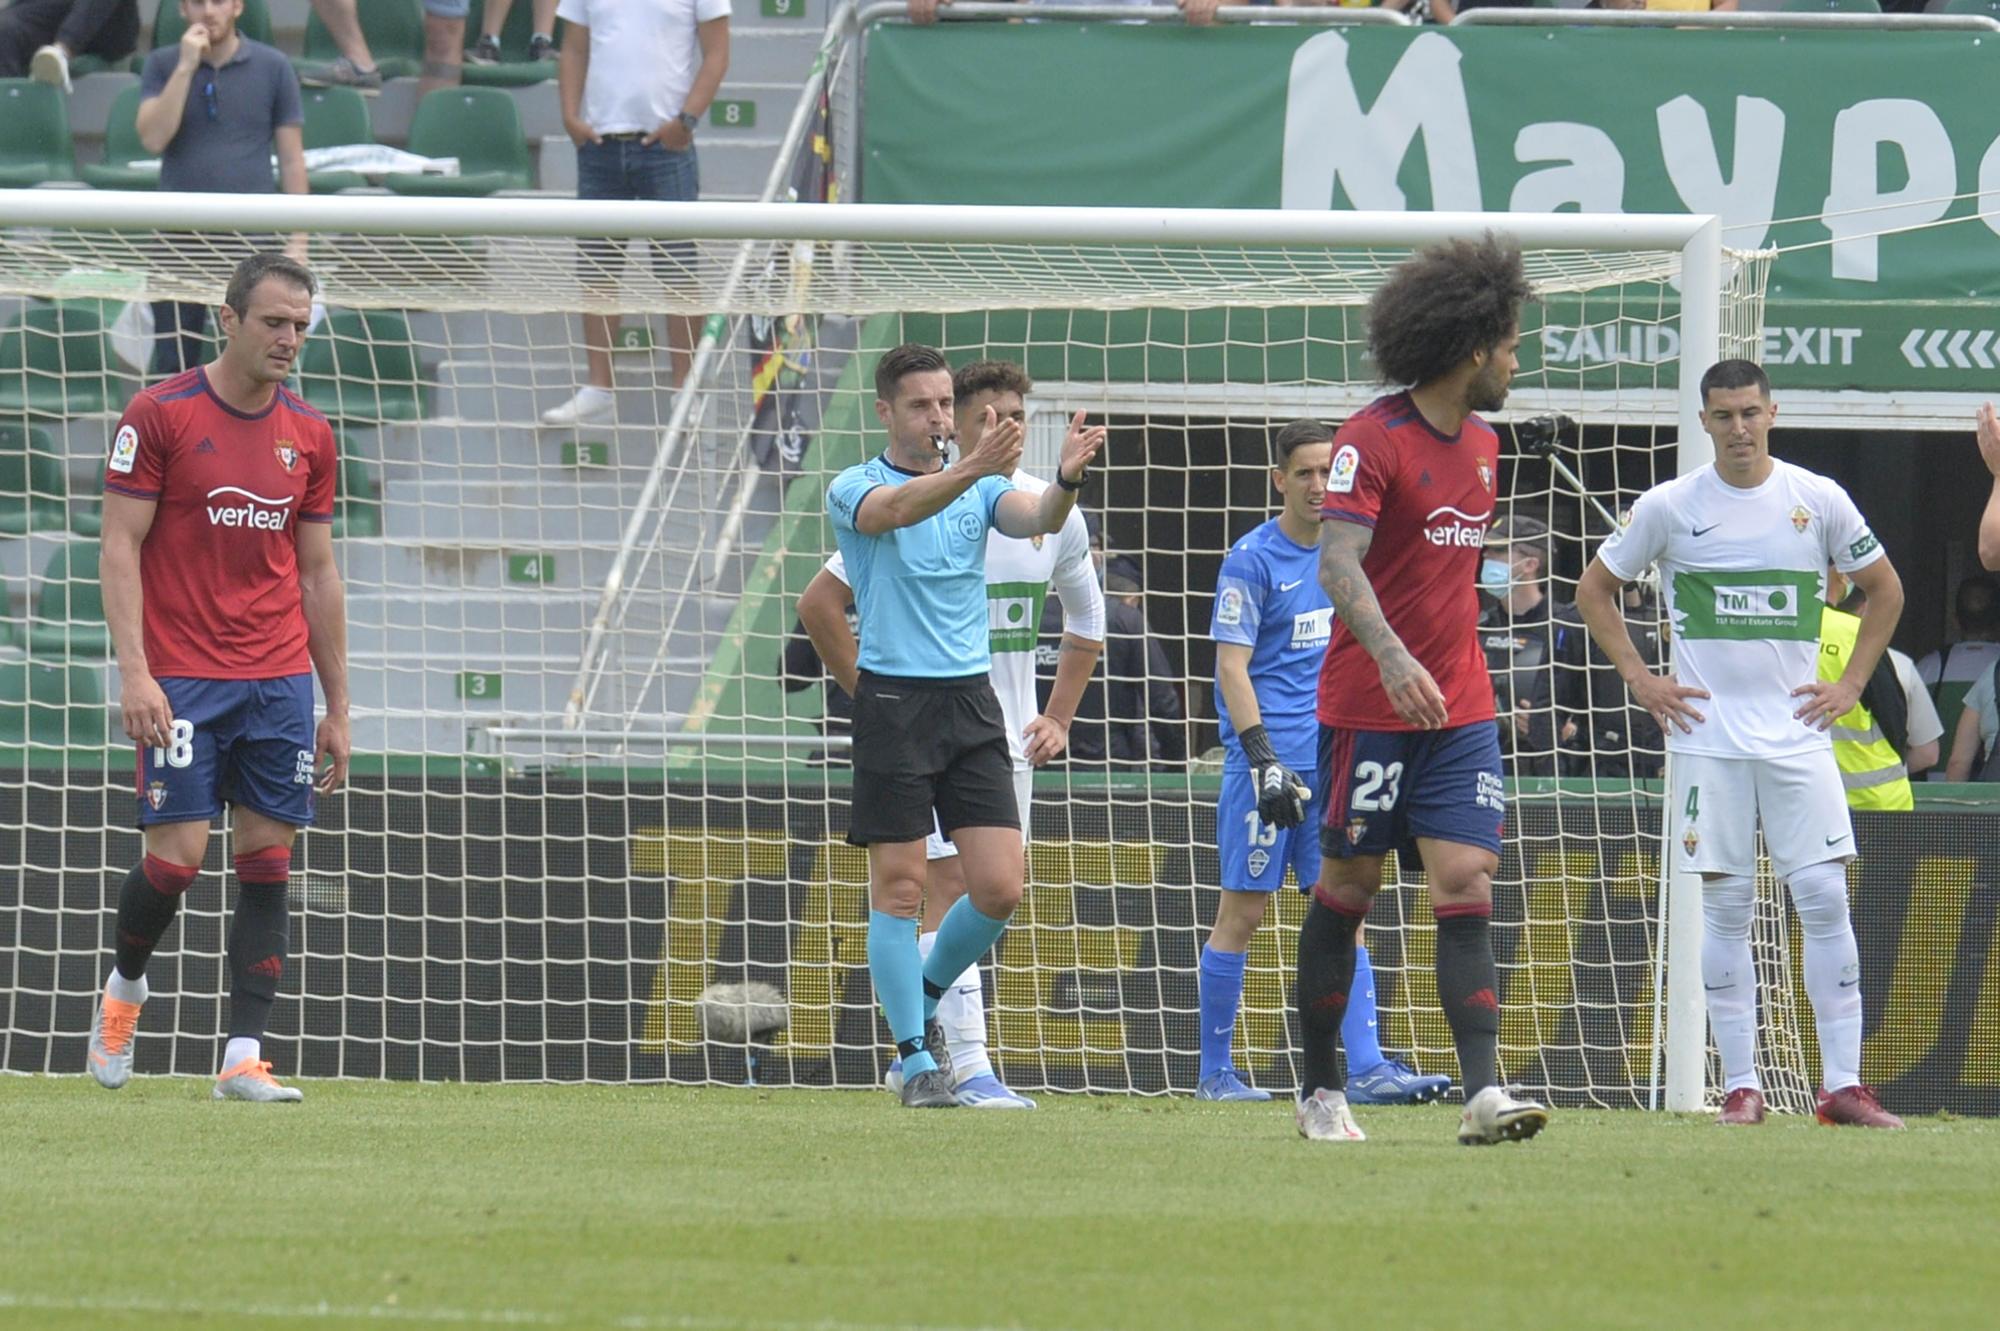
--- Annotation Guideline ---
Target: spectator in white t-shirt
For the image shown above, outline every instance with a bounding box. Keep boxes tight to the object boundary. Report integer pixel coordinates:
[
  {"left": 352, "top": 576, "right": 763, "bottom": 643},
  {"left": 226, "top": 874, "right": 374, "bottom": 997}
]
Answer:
[
  {"left": 543, "top": 0, "right": 730, "bottom": 426},
  {"left": 1916, "top": 573, "right": 2000, "bottom": 779}
]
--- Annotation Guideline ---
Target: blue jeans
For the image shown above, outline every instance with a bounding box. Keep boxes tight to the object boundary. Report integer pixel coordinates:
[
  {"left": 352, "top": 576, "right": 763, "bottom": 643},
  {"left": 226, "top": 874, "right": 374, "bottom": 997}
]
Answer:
[{"left": 576, "top": 137, "right": 699, "bottom": 286}]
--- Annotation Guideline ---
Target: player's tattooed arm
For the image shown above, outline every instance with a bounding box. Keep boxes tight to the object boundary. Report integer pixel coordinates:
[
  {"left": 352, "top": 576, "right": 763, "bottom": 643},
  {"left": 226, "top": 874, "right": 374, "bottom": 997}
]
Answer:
[{"left": 1318, "top": 519, "right": 1449, "bottom": 729}]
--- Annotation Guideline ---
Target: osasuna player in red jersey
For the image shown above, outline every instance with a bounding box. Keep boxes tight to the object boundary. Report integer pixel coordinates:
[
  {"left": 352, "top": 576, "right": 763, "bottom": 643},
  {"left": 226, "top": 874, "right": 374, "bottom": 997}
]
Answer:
[
  {"left": 1295, "top": 235, "right": 1551, "bottom": 1145},
  {"left": 89, "top": 252, "right": 349, "bottom": 1103}
]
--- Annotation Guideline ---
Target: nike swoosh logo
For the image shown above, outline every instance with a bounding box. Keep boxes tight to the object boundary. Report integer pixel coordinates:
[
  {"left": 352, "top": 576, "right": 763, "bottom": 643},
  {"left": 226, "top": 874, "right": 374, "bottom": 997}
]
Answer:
[
  {"left": 1212, "top": 1025, "right": 1232, "bottom": 1036},
  {"left": 1703, "top": 983, "right": 1732, "bottom": 992},
  {"left": 1692, "top": 523, "right": 1720, "bottom": 537},
  {"left": 1825, "top": 835, "right": 1846, "bottom": 845},
  {"left": 1839, "top": 978, "right": 1861, "bottom": 988},
  {"left": 1279, "top": 579, "right": 1303, "bottom": 592}
]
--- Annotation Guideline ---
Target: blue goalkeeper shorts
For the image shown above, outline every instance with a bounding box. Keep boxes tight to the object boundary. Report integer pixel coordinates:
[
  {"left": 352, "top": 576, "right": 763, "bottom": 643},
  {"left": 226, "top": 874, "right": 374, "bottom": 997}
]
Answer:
[{"left": 1216, "top": 760, "right": 1327, "bottom": 893}]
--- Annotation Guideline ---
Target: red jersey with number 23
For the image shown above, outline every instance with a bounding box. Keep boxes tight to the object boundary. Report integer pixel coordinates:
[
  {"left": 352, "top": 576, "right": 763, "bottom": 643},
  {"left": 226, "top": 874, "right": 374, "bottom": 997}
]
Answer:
[
  {"left": 1316, "top": 392, "right": 1499, "bottom": 731},
  {"left": 103, "top": 368, "right": 337, "bottom": 678}
]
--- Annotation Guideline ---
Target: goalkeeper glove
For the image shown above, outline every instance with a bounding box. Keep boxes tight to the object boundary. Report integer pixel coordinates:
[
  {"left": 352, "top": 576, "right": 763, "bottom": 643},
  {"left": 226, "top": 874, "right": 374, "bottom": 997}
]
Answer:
[{"left": 1239, "top": 724, "right": 1311, "bottom": 829}]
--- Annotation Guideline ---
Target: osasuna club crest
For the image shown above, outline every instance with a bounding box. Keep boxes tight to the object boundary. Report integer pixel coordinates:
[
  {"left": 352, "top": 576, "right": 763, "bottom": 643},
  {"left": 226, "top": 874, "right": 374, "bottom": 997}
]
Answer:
[
  {"left": 274, "top": 441, "right": 298, "bottom": 472},
  {"left": 1476, "top": 458, "right": 1493, "bottom": 492},
  {"left": 147, "top": 780, "right": 168, "bottom": 811}
]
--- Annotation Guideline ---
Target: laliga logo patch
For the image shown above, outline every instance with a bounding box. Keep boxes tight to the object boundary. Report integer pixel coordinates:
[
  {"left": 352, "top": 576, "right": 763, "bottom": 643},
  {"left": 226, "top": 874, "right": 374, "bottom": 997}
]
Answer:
[
  {"left": 1477, "top": 457, "right": 1493, "bottom": 492},
  {"left": 147, "top": 780, "right": 168, "bottom": 811},
  {"left": 1790, "top": 505, "right": 1812, "bottom": 534},
  {"left": 108, "top": 424, "right": 139, "bottom": 474},
  {"left": 1328, "top": 444, "right": 1360, "bottom": 495},
  {"left": 274, "top": 441, "right": 298, "bottom": 472}
]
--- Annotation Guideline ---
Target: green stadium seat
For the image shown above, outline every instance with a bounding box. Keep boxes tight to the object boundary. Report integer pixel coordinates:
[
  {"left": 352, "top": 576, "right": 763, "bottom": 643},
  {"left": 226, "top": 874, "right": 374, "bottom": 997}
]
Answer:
[
  {"left": 302, "top": 85, "right": 375, "bottom": 194},
  {"left": 302, "top": 0, "right": 424, "bottom": 79},
  {"left": 298, "top": 309, "right": 432, "bottom": 425},
  {"left": 1775, "top": 0, "right": 1880, "bottom": 10},
  {"left": 385, "top": 87, "right": 533, "bottom": 196},
  {"left": 0, "top": 659, "right": 108, "bottom": 751},
  {"left": 0, "top": 424, "right": 73, "bottom": 537},
  {"left": 24, "top": 541, "right": 111, "bottom": 659},
  {"left": 334, "top": 458, "right": 384, "bottom": 538},
  {"left": 0, "top": 575, "right": 16, "bottom": 647},
  {"left": 461, "top": 0, "right": 562, "bottom": 88},
  {"left": 1939, "top": 0, "right": 2000, "bottom": 13},
  {"left": 79, "top": 85, "right": 158, "bottom": 192},
  {"left": 0, "top": 304, "right": 126, "bottom": 418},
  {"left": 151, "top": 0, "right": 272, "bottom": 49},
  {"left": 0, "top": 79, "right": 76, "bottom": 186}
]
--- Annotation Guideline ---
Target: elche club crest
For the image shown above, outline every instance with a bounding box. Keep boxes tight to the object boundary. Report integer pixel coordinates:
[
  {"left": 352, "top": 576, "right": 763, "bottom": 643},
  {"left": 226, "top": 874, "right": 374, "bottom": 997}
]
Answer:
[
  {"left": 1682, "top": 823, "right": 1700, "bottom": 858},
  {"left": 1789, "top": 505, "right": 1812, "bottom": 533},
  {"left": 274, "top": 441, "right": 298, "bottom": 472}
]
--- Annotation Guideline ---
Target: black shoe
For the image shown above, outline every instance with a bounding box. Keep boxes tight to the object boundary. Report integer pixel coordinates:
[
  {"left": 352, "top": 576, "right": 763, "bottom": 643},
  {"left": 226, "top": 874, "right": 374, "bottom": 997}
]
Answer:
[
  {"left": 466, "top": 33, "right": 502, "bottom": 65},
  {"left": 528, "top": 33, "right": 555, "bottom": 63},
  {"left": 899, "top": 1068, "right": 958, "bottom": 1108},
  {"left": 924, "top": 1018, "right": 954, "bottom": 1083}
]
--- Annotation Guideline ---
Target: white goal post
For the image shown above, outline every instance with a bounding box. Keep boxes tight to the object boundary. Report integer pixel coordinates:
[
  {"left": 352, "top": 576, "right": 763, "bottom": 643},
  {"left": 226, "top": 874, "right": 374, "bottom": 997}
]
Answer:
[{"left": 0, "top": 191, "right": 1778, "bottom": 1109}]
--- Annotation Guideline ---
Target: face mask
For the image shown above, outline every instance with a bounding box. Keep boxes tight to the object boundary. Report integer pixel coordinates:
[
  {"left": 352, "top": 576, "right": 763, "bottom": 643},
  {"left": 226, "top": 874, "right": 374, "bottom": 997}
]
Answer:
[{"left": 1479, "top": 557, "right": 1514, "bottom": 591}]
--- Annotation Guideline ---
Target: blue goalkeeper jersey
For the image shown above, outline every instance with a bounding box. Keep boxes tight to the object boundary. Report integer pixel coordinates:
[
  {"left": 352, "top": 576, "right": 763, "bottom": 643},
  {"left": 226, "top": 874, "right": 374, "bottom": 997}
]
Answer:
[
  {"left": 1211, "top": 519, "right": 1332, "bottom": 769},
  {"left": 827, "top": 453, "right": 1014, "bottom": 678}
]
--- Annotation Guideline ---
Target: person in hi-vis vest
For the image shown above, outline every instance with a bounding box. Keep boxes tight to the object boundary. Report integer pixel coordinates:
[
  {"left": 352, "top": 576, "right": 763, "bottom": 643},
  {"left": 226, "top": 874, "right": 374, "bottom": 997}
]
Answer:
[{"left": 1819, "top": 566, "right": 1938, "bottom": 811}]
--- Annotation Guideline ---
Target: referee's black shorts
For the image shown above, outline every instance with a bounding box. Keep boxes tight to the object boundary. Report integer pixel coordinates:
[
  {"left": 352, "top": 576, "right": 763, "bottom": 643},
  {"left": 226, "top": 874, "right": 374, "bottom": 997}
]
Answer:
[{"left": 846, "top": 670, "right": 1019, "bottom": 847}]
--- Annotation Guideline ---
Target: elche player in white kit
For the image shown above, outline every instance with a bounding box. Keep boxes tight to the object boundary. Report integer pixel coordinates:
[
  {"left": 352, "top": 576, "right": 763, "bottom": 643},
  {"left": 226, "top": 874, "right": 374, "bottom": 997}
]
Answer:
[
  {"left": 799, "top": 359, "right": 1105, "bottom": 1108},
  {"left": 1577, "top": 359, "right": 1906, "bottom": 1129}
]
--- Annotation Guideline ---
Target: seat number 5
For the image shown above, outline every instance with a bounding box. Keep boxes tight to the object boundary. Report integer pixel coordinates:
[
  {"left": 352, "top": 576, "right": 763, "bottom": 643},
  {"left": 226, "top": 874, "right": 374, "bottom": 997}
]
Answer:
[
  {"left": 153, "top": 719, "right": 194, "bottom": 769},
  {"left": 1352, "top": 760, "right": 1403, "bottom": 812}
]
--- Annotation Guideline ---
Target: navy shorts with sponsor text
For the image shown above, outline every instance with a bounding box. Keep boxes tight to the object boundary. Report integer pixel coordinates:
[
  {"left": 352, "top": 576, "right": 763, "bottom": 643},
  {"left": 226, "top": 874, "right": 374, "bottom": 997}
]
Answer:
[
  {"left": 136, "top": 675, "right": 317, "bottom": 828},
  {"left": 1317, "top": 720, "right": 1505, "bottom": 870}
]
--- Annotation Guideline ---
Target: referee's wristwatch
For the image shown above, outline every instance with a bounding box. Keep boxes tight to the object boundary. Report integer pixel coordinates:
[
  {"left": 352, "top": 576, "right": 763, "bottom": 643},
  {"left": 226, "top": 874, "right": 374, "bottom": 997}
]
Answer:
[{"left": 675, "top": 110, "right": 700, "bottom": 135}]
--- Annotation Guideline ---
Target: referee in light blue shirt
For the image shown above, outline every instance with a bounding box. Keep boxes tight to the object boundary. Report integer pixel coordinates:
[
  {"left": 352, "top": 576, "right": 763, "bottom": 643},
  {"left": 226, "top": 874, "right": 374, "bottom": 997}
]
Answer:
[{"left": 824, "top": 342, "right": 1105, "bottom": 1108}]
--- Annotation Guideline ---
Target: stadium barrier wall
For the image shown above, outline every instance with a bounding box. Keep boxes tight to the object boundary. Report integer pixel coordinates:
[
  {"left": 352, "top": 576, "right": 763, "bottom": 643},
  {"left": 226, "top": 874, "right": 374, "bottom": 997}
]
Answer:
[{"left": 4, "top": 770, "right": 1993, "bottom": 1114}]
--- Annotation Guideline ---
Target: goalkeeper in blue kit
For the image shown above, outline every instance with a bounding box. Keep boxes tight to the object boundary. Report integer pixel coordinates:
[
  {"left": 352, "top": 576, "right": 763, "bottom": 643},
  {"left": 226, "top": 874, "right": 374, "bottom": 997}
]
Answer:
[{"left": 1198, "top": 419, "right": 1450, "bottom": 1105}]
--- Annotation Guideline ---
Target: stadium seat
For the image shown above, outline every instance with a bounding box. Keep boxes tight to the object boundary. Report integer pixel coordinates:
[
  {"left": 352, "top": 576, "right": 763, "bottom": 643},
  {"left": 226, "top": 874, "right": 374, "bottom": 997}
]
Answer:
[
  {"left": 0, "top": 424, "right": 73, "bottom": 536},
  {"left": 0, "top": 304, "right": 126, "bottom": 418},
  {"left": 384, "top": 87, "right": 533, "bottom": 196},
  {"left": 0, "top": 659, "right": 108, "bottom": 751},
  {"left": 24, "top": 541, "right": 111, "bottom": 659},
  {"left": 298, "top": 309, "right": 432, "bottom": 424},
  {"left": 1774, "top": 0, "right": 1880, "bottom": 10},
  {"left": 79, "top": 85, "right": 158, "bottom": 192},
  {"left": 302, "top": 0, "right": 424, "bottom": 79},
  {"left": 151, "top": 0, "right": 272, "bottom": 50},
  {"left": 461, "top": 0, "right": 562, "bottom": 88},
  {"left": 1939, "top": 0, "right": 2000, "bottom": 13},
  {"left": 0, "top": 80, "right": 76, "bottom": 186},
  {"left": 302, "top": 86, "right": 375, "bottom": 194},
  {"left": 334, "top": 458, "right": 384, "bottom": 538}
]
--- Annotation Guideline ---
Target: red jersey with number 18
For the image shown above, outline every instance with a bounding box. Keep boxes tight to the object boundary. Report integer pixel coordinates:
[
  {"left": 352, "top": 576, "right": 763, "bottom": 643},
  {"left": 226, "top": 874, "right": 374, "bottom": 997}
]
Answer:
[
  {"left": 1316, "top": 392, "right": 1499, "bottom": 731},
  {"left": 102, "top": 368, "right": 337, "bottom": 679}
]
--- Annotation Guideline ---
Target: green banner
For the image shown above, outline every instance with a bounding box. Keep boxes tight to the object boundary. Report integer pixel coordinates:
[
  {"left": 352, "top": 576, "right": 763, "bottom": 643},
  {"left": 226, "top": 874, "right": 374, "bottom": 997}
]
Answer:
[{"left": 863, "top": 23, "right": 2000, "bottom": 395}]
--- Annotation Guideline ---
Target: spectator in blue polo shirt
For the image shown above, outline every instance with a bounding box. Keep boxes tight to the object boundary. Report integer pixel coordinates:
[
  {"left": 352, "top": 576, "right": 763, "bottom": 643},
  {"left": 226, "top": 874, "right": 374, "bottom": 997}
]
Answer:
[{"left": 136, "top": 0, "right": 306, "bottom": 379}]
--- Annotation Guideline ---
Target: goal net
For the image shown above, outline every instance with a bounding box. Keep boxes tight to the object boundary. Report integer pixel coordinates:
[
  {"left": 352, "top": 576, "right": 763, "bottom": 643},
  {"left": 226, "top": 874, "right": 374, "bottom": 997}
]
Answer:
[{"left": 0, "top": 195, "right": 1801, "bottom": 1108}]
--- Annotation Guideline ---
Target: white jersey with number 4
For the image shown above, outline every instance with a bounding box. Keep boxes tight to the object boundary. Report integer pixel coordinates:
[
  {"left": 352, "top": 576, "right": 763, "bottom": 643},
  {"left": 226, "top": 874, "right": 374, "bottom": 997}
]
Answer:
[
  {"left": 825, "top": 470, "right": 1103, "bottom": 768},
  {"left": 1596, "top": 458, "right": 1885, "bottom": 761}
]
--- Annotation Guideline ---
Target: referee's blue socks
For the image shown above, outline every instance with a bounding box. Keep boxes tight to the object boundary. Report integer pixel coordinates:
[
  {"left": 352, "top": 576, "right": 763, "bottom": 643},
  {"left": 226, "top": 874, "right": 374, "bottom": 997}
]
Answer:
[
  {"left": 867, "top": 910, "right": 935, "bottom": 1077},
  {"left": 921, "top": 897, "right": 1009, "bottom": 1022}
]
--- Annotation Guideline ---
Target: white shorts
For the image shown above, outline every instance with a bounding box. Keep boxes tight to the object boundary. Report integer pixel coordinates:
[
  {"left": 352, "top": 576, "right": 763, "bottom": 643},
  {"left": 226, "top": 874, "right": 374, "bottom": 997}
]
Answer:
[
  {"left": 1668, "top": 749, "right": 1855, "bottom": 882},
  {"left": 927, "top": 764, "right": 1032, "bottom": 859}
]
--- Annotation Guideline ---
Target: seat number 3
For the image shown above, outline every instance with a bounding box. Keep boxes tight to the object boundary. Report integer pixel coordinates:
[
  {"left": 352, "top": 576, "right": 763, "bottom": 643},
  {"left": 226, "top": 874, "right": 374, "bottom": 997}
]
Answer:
[
  {"left": 153, "top": 720, "right": 194, "bottom": 769},
  {"left": 1351, "top": 760, "right": 1403, "bottom": 812}
]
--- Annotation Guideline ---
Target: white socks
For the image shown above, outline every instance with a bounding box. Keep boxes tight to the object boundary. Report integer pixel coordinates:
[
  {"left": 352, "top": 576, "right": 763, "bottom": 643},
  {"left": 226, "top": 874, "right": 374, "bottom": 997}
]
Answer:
[
  {"left": 917, "top": 929, "right": 990, "bottom": 1084},
  {"left": 105, "top": 971, "right": 147, "bottom": 1006},
  {"left": 1787, "top": 861, "right": 1863, "bottom": 1093},
  {"left": 222, "top": 1037, "right": 260, "bottom": 1072},
  {"left": 1700, "top": 874, "right": 1761, "bottom": 1093}
]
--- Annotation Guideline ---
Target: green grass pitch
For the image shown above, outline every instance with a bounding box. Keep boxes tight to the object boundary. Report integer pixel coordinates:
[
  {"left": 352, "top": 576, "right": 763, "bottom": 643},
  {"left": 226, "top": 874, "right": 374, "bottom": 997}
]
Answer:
[{"left": 1, "top": 1078, "right": 1994, "bottom": 1330}]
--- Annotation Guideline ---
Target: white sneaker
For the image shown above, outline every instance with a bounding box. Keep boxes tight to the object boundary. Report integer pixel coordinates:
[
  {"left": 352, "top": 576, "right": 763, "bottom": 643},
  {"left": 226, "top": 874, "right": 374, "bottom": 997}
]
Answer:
[
  {"left": 540, "top": 386, "right": 614, "bottom": 426},
  {"left": 1457, "top": 1085, "right": 1549, "bottom": 1146},
  {"left": 213, "top": 1058, "right": 304, "bottom": 1103},
  {"left": 29, "top": 44, "right": 72, "bottom": 94},
  {"left": 1295, "top": 1087, "right": 1365, "bottom": 1142}
]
